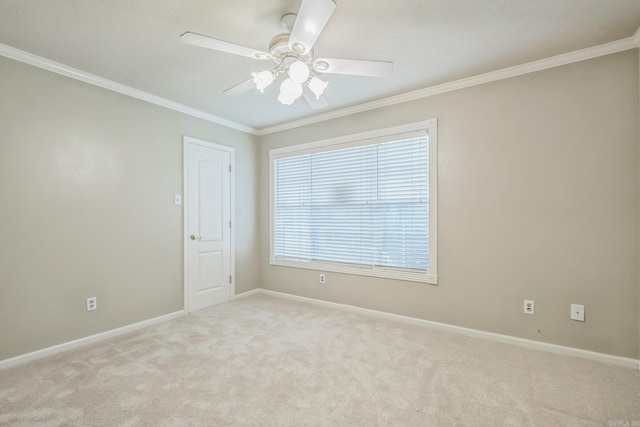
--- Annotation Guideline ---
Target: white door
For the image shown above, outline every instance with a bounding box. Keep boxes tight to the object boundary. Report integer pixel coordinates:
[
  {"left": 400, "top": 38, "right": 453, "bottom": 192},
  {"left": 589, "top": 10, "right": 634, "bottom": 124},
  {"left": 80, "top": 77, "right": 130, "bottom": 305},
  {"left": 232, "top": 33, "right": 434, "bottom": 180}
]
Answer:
[{"left": 184, "top": 137, "right": 234, "bottom": 312}]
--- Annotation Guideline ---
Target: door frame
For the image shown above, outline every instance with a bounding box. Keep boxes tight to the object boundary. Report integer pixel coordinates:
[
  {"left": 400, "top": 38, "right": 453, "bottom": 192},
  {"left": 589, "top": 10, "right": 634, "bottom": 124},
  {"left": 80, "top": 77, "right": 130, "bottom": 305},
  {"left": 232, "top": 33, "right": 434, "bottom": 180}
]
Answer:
[{"left": 183, "top": 136, "right": 236, "bottom": 313}]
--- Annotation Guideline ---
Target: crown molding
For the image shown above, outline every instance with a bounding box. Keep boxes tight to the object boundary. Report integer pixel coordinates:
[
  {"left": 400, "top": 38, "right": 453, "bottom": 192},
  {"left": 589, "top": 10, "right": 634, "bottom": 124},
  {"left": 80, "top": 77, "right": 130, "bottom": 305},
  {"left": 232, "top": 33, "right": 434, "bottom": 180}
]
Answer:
[
  {"left": 256, "top": 36, "right": 638, "bottom": 135},
  {"left": 2, "top": 32, "right": 638, "bottom": 138},
  {"left": 0, "top": 43, "right": 259, "bottom": 136}
]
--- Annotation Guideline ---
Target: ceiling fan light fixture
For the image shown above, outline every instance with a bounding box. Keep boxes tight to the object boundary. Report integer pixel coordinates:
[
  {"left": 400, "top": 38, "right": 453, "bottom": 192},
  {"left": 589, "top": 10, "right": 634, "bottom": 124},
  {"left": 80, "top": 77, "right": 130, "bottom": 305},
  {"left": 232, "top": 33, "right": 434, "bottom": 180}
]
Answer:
[
  {"left": 288, "top": 60, "right": 310, "bottom": 84},
  {"left": 252, "top": 70, "right": 274, "bottom": 92},
  {"left": 184, "top": 0, "right": 392, "bottom": 108},
  {"left": 280, "top": 78, "right": 303, "bottom": 98},
  {"left": 279, "top": 78, "right": 303, "bottom": 105},
  {"left": 278, "top": 92, "right": 296, "bottom": 105},
  {"left": 308, "top": 77, "right": 328, "bottom": 99}
]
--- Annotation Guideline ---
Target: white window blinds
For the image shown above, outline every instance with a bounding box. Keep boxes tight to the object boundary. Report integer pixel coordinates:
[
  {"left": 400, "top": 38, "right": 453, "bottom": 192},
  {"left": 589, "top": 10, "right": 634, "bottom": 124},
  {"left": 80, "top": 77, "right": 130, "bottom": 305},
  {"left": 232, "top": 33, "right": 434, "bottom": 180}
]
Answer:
[{"left": 273, "top": 132, "right": 430, "bottom": 272}]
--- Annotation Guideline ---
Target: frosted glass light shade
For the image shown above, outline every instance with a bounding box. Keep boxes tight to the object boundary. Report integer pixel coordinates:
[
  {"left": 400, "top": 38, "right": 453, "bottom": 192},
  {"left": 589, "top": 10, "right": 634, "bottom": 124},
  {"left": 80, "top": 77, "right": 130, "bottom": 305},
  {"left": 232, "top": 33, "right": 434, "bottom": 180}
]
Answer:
[
  {"left": 252, "top": 70, "right": 274, "bottom": 92},
  {"left": 278, "top": 92, "right": 296, "bottom": 105},
  {"left": 280, "top": 79, "right": 303, "bottom": 100},
  {"left": 308, "top": 77, "right": 328, "bottom": 99},
  {"left": 288, "top": 60, "right": 310, "bottom": 84}
]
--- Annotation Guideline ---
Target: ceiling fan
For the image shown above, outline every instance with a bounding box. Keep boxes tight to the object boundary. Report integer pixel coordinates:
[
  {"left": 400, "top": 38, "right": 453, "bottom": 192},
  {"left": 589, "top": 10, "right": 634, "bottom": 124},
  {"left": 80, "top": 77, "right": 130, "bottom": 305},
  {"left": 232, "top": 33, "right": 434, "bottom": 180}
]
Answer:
[{"left": 181, "top": 0, "right": 393, "bottom": 109}]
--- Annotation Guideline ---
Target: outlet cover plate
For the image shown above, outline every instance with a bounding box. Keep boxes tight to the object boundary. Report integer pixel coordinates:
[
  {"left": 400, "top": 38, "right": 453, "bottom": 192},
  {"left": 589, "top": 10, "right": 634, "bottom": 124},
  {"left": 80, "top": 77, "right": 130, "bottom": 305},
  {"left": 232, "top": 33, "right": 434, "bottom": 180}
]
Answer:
[
  {"left": 87, "top": 297, "right": 97, "bottom": 312},
  {"left": 523, "top": 299, "right": 535, "bottom": 315},
  {"left": 570, "top": 304, "right": 584, "bottom": 321}
]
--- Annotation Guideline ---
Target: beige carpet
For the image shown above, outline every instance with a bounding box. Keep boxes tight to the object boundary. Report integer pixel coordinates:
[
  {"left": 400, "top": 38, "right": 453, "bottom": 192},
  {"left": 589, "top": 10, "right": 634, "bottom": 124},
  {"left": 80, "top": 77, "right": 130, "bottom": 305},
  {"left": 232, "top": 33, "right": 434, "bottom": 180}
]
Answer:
[{"left": 1, "top": 294, "right": 639, "bottom": 426}]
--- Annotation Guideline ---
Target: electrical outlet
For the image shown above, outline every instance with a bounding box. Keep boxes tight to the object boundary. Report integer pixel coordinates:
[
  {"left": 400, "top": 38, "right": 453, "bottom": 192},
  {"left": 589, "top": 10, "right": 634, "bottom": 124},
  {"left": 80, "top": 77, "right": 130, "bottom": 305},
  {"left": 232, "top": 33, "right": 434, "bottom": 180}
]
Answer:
[
  {"left": 570, "top": 304, "right": 584, "bottom": 321},
  {"left": 319, "top": 273, "right": 326, "bottom": 284},
  {"left": 87, "top": 297, "right": 97, "bottom": 312},
  {"left": 523, "top": 299, "right": 535, "bottom": 315}
]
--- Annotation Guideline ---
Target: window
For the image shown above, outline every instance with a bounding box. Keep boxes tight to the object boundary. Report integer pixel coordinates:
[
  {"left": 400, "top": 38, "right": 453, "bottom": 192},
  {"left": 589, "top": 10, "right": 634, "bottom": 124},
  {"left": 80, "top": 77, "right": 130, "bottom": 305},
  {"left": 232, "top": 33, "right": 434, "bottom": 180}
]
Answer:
[{"left": 270, "top": 120, "right": 437, "bottom": 284}]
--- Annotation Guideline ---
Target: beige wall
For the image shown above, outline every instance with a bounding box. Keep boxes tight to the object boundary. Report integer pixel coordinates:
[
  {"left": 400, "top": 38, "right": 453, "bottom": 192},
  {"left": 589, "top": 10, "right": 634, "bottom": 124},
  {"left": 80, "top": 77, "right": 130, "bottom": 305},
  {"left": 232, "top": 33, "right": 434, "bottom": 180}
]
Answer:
[
  {"left": 258, "top": 50, "right": 640, "bottom": 358},
  {"left": 0, "top": 56, "right": 259, "bottom": 360},
  {"left": 1, "top": 48, "right": 638, "bottom": 362}
]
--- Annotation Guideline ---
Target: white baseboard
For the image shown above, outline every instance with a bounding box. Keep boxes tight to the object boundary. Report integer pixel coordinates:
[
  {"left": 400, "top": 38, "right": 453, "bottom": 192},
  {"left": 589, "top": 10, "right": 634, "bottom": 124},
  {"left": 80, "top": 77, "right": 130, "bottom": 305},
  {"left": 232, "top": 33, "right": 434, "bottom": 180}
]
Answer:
[
  {"left": 3, "top": 292, "right": 638, "bottom": 372},
  {"left": 233, "top": 289, "right": 260, "bottom": 299},
  {"left": 0, "top": 310, "right": 185, "bottom": 370},
  {"left": 256, "top": 289, "right": 640, "bottom": 371}
]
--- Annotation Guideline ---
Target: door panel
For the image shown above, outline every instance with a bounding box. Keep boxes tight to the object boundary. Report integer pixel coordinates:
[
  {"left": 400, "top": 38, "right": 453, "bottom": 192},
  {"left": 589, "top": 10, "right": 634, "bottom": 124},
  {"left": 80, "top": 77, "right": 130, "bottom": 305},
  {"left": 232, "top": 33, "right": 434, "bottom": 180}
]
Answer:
[
  {"left": 198, "top": 159, "right": 223, "bottom": 242},
  {"left": 197, "top": 251, "right": 223, "bottom": 292}
]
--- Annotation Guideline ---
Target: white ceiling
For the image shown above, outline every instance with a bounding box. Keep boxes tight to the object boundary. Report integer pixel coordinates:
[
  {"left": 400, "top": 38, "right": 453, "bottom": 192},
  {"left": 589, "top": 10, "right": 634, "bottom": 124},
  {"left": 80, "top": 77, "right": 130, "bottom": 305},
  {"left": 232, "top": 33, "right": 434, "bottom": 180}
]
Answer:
[{"left": 1, "top": 0, "right": 639, "bottom": 131}]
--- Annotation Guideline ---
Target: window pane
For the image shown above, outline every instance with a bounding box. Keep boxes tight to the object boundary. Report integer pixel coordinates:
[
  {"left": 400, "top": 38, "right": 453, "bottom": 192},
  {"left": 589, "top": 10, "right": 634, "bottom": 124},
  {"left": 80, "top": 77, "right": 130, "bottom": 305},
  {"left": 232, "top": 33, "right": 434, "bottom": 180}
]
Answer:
[{"left": 273, "top": 134, "right": 429, "bottom": 272}]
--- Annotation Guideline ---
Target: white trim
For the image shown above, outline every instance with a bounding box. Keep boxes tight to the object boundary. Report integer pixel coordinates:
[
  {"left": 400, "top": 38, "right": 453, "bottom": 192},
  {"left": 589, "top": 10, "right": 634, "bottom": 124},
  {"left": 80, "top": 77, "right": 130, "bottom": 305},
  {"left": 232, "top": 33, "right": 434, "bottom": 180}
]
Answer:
[
  {"left": 233, "top": 289, "right": 260, "bottom": 299},
  {"left": 256, "top": 37, "right": 638, "bottom": 135},
  {"left": 183, "top": 136, "right": 236, "bottom": 312},
  {"left": 256, "top": 289, "right": 640, "bottom": 371},
  {"left": 229, "top": 148, "right": 236, "bottom": 302},
  {"left": 269, "top": 259, "right": 437, "bottom": 284},
  {"left": 429, "top": 123, "right": 438, "bottom": 281},
  {"left": 0, "top": 43, "right": 258, "bottom": 135},
  {"left": 269, "top": 120, "right": 438, "bottom": 284},
  {"left": 183, "top": 141, "right": 189, "bottom": 313},
  {"left": 2, "top": 291, "right": 636, "bottom": 372},
  {"left": 2, "top": 34, "right": 637, "bottom": 136},
  {"left": 0, "top": 310, "right": 184, "bottom": 370},
  {"left": 270, "top": 119, "right": 437, "bottom": 156}
]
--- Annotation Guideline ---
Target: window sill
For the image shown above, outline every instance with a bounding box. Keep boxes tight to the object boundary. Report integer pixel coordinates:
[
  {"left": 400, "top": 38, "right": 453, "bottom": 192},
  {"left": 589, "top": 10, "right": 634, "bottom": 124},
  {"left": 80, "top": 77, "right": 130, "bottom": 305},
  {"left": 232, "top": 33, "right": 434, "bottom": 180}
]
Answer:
[{"left": 270, "top": 258, "right": 438, "bottom": 285}]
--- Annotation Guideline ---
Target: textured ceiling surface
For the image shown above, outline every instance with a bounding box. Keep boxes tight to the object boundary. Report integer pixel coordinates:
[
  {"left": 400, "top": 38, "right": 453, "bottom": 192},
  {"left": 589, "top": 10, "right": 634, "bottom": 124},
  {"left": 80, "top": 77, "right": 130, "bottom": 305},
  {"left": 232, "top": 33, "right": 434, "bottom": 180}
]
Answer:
[{"left": 1, "top": 0, "right": 639, "bottom": 130}]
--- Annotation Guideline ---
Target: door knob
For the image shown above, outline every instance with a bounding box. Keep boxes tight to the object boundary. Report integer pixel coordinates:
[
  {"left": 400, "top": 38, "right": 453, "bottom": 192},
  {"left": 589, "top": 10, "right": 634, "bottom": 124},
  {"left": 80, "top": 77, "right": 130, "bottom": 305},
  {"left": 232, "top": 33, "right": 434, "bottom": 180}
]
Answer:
[{"left": 190, "top": 234, "right": 201, "bottom": 241}]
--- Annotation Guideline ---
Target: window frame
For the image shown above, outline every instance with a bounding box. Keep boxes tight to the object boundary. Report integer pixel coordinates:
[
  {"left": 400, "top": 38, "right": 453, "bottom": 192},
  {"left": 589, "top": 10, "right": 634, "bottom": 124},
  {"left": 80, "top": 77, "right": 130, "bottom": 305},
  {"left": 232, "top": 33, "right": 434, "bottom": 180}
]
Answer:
[{"left": 269, "top": 119, "right": 438, "bottom": 284}]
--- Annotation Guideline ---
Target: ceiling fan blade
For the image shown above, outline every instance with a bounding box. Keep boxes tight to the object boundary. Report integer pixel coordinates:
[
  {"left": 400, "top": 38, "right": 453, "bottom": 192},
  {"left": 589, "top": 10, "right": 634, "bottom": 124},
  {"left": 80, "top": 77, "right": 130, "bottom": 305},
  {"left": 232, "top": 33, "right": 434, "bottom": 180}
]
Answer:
[
  {"left": 181, "top": 32, "right": 271, "bottom": 60},
  {"left": 224, "top": 78, "right": 256, "bottom": 96},
  {"left": 288, "top": 0, "right": 336, "bottom": 55},
  {"left": 314, "top": 58, "right": 393, "bottom": 77},
  {"left": 302, "top": 85, "right": 328, "bottom": 109}
]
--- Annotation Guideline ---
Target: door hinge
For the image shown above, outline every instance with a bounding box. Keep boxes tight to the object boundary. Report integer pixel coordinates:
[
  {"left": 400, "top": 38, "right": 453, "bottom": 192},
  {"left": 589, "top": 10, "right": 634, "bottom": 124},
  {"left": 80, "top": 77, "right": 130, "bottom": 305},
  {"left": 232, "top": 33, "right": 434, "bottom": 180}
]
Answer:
[
  {"left": 229, "top": 164, "right": 231, "bottom": 173},
  {"left": 229, "top": 275, "right": 232, "bottom": 283},
  {"left": 229, "top": 220, "right": 232, "bottom": 228}
]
